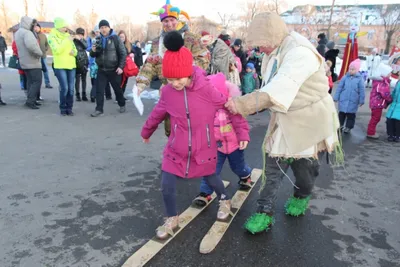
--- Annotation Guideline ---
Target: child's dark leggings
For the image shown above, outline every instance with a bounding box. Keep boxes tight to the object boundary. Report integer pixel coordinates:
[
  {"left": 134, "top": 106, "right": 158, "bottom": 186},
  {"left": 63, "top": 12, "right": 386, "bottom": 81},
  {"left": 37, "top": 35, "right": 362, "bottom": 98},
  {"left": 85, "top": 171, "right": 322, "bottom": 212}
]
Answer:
[{"left": 161, "top": 171, "right": 229, "bottom": 217}]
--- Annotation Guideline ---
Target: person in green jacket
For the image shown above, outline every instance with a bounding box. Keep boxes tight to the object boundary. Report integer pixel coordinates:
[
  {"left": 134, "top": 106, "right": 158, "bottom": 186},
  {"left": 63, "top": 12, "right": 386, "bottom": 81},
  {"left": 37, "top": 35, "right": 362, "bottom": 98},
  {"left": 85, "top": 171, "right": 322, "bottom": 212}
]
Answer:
[
  {"left": 48, "top": 17, "right": 77, "bottom": 116},
  {"left": 241, "top": 62, "right": 259, "bottom": 95}
]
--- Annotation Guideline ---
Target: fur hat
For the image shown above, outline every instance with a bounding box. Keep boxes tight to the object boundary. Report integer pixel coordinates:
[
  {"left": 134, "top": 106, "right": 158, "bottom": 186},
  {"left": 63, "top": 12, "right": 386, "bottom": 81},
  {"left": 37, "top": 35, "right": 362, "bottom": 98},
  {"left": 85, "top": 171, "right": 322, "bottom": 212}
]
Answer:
[
  {"left": 151, "top": 0, "right": 189, "bottom": 22},
  {"left": 349, "top": 59, "right": 361, "bottom": 72},
  {"left": 246, "top": 12, "right": 289, "bottom": 49},
  {"left": 162, "top": 31, "right": 193, "bottom": 78},
  {"left": 208, "top": 73, "right": 241, "bottom": 97},
  {"left": 377, "top": 63, "right": 393, "bottom": 77}
]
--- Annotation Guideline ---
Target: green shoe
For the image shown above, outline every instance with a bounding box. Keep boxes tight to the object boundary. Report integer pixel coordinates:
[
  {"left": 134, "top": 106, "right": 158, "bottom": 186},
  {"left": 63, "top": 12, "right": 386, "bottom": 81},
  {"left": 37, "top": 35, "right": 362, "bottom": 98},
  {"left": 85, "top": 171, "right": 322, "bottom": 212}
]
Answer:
[
  {"left": 244, "top": 213, "right": 274, "bottom": 234},
  {"left": 285, "top": 196, "right": 311, "bottom": 217}
]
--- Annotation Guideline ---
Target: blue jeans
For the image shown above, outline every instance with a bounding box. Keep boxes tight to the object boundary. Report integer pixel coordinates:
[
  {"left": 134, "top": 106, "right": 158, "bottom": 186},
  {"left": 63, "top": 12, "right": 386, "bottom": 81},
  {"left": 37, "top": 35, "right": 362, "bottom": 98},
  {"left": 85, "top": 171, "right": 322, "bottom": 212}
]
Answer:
[
  {"left": 55, "top": 69, "right": 76, "bottom": 113},
  {"left": 41, "top": 58, "right": 50, "bottom": 86},
  {"left": 200, "top": 149, "right": 252, "bottom": 195}
]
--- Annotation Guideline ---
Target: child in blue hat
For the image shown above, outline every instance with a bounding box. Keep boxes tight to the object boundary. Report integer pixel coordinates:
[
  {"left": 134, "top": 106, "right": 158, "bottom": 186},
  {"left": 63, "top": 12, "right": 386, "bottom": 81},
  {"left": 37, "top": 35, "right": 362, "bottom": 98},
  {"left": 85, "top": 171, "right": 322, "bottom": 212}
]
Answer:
[{"left": 241, "top": 62, "right": 259, "bottom": 95}]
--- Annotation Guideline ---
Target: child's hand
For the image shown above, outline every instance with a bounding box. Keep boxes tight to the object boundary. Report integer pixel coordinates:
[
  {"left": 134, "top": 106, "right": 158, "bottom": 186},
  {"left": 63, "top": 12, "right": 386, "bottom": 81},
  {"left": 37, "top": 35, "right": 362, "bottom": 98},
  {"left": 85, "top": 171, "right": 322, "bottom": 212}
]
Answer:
[
  {"left": 143, "top": 138, "right": 150, "bottom": 144},
  {"left": 225, "top": 98, "right": 238, "bottom": 114},
  {"left": 239, "top": 141, "right": 248, "bottom": 150}
]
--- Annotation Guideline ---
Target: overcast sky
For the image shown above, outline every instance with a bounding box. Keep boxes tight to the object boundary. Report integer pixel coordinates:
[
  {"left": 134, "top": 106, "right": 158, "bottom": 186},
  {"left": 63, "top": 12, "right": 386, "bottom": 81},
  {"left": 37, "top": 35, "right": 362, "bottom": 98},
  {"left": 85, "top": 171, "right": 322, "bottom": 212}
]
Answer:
[{"left": 5, "top": 0, "right": 399, "bottom": 26}]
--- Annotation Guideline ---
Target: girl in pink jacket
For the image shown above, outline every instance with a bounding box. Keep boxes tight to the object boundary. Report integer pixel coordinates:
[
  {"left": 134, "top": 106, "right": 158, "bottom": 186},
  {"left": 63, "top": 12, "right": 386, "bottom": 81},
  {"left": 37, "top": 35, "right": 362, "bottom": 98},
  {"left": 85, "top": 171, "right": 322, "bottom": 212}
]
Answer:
[
  {"left": 141, "top": 31, "right": 231, "bottom": 240},
  {"left": 193, "top": 73, "right": 252, "bottom": 207},
  {"left": 367, "top": 63, "right": 393, "bottom": 139}
]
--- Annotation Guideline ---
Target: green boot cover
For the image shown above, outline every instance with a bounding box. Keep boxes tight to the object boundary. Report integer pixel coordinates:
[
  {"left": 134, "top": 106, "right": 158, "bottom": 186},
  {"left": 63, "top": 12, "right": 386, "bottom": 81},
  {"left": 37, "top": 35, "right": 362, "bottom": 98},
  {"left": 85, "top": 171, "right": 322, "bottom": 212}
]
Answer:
[
  {"left": 244, "top": 213, "right": 274, "bottom": 234},
  {"left": 285, "top": 196, "right": 311, "bottom": 217}
]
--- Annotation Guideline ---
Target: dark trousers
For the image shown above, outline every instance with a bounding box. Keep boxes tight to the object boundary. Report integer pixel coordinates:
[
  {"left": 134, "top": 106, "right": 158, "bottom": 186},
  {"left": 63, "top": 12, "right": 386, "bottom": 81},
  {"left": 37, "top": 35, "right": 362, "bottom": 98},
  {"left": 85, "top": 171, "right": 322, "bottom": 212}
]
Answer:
[
  {"left": 257, "top": 154, "right": 321, "bottom": 214},
  {"left": 1, "top": 51, "right": 5, "bottom": 66},
  {"left": 386, "top": 118, "right": 400, "bottom": 137},
  {"left": 24, "top": 69, "right": 43, "bottom": 105},
  {"left": 75, "top": 71, "right": 87, "bottom": 96},
  {"left": 338, "top": 112, "right": 356, "bottom": 129},
  {"left": 121, "top": 78, "right": 128, "bottom": 95},
  {"left": 105, "top": 83, "right": 111, "bottom": 99},
  {"left": 90, "top": 78, "right": 96, "bottom": 99},
  {"left": 200, "top": 149, "right": 252, "bottom": 195},
  {"left": 95, "top": 70, "right": 125, "bottom": 112},
  {"left": 161, "top": 171, "right": 229, "bottom": 217}
]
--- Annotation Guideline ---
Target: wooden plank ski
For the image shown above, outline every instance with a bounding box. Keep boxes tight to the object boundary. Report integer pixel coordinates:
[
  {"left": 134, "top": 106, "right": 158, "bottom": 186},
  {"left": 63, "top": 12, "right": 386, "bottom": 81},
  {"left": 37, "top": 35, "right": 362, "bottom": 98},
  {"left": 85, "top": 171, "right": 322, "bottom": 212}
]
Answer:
[
  {"left": 199, "top": 168, "right": 262, "bottom": 254},
  {"left": 122, "top": 180, "right": 230, "bottom": 267}
]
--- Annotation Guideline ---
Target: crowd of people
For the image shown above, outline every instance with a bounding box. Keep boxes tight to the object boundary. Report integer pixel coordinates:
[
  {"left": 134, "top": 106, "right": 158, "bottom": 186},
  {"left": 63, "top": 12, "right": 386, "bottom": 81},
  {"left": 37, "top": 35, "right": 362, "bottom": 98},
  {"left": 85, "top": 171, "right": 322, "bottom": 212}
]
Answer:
[{"left": 1, "top": 0, "right": 400, "bottom": 239}]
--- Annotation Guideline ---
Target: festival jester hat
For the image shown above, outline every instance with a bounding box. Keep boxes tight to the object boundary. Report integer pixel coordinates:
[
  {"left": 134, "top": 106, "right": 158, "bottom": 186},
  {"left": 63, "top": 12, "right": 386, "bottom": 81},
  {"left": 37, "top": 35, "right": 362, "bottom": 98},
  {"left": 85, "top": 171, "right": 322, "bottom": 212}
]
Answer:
[{"left": 151, "top": 0, "right": 190, "bottom": 21}]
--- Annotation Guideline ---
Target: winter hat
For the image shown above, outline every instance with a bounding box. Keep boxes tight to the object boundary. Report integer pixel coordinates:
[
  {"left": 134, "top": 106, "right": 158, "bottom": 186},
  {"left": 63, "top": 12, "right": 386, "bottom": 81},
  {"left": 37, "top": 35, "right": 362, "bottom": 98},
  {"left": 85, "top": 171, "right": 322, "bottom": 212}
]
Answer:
[
  {"left": 225, "top": 81, "right": 241, "bottom": 98},
  {"left": 233, "top": 39, "right": 242, "bottom": 47},
  {"left": 162, "top": 31, "right": 193, "bottom": 78},
  {"left": 349, "top": 59, "right": 361, "bottom": 72},
  {"left": 201, "top": 31, "right": 210, "bottom": 37},
  {"left": 208, "top": 73, "right": 227, "bottom": 96},
  {"left": 378, "top": 63, "right": 393, "bottom": 77},
  {"left": 326, "top": 41, "right": 335, "bottom": 50},
  {"left": 54, "top": 17, "right": 68, "bottom": 29},
  {"left": 246, "top": 62, "right": 255, "bottom": 70},
  {"left": 151, "top": 0, "right": 190, "bottom": 22},
  {"left": 76, "top": 28, "right": 85, "bottom": 35},
  {"left": 247, "top": 12, "right": 289, "bottom": 49},
  {"left": 99, "top": 20, "right": 110, "bottom": 28}
]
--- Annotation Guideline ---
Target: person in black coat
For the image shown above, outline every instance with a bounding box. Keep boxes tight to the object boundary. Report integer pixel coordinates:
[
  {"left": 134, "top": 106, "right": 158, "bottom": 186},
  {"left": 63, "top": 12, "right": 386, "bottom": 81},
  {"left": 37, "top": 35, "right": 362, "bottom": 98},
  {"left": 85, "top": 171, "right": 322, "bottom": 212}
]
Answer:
[
  {"left": 232, "top": 39, "right": 247, "bottom": 75},
  {"left": 316, "top": 33, "right": 328, "bottom": 57},
  {"left": 132, "top": 41, "right": 143, "bottom": 68},
  {"left": 325, "top": 41, "right": 340, "bottom": 82},
  {"left": 73, "top": 28, "right": 89, "bottom": 101}
]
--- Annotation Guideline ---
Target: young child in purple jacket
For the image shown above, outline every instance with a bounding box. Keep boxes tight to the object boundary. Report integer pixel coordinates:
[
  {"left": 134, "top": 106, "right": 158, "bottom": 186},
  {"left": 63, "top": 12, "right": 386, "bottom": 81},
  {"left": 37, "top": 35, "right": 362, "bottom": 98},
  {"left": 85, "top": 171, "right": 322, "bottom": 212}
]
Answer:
[{"left": 141, "top": 31, "right": 231, "bottom": 240}]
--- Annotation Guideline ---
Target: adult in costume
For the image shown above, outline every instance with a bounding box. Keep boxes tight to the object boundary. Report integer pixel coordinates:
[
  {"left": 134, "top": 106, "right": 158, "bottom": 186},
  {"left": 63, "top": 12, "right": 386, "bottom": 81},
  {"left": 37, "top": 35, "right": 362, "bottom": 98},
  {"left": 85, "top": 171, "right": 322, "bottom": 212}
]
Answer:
[
  {"left": 224, "top": 13, "right": 342, "bottom": 234},
  {"left": 136, "top": 0, "right": 209, "bottom": 136},
  {"left": 338, "top": 20, "right": 367, "bottom": 80},
  {"left": 389, "top": 36, "right": 400, "bottom": 56}
]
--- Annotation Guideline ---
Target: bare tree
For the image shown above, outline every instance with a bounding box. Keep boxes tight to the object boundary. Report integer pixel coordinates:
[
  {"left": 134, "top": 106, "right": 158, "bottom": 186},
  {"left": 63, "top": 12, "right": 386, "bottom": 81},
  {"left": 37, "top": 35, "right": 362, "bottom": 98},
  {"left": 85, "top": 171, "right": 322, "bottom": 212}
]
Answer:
[
  {"left": 88, "top": 6, "right": 99, "bottom": 31},
  {"left": 217, "top": 12, "right": 235, "bottom": 30},
  {"left": 36, "top": 0, "right": 46, "bottom": 20},
  {"left": 381, "top": 4, "right": 400, "bottom": 54},
  {"left": 326, "top": 0, "right": 336, "bottom": 40},
  {"left": 73, "top": 9, "right": 89, "bottom": 32},
  {"left": 112, "top": 15, "right": 146, "bottom": 42},
  {"left": 0, "top": 1, "right": 15, "bottom": 42},
  {"left": 23, "top": 0, "right": 28, "bottom": 16}
]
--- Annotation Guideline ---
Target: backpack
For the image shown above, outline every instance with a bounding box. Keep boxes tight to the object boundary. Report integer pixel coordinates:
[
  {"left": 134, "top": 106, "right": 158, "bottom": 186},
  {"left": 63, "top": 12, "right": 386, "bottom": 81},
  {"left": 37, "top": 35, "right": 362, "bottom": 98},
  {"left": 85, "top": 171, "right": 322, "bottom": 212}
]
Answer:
[{"left": 123, "top": 55, "right": 139, "bottom": 77}]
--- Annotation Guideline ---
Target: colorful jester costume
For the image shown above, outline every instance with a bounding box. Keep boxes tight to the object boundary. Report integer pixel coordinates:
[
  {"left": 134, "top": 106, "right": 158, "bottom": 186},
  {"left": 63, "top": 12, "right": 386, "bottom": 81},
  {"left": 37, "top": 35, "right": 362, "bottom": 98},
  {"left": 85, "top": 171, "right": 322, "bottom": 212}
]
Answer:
[
  {"left": 228, "top": 13, "right": 343, "bottom": 234},
  {"left": 338, "top": 21, "right": 367, "bottom": 80},
  {"left": 136, "top": 0, "right": 209, "bottom": 136}
]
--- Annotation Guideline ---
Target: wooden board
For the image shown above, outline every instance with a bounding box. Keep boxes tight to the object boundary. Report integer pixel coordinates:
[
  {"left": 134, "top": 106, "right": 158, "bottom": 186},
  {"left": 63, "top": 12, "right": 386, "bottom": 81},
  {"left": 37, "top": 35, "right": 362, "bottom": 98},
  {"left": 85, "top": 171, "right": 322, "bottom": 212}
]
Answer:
[
  {"left": 122, "top": 180, "right": 230, "bottom": 267},
  {"left": 199, "top": 168, "right": 262, "bottom": 254}
]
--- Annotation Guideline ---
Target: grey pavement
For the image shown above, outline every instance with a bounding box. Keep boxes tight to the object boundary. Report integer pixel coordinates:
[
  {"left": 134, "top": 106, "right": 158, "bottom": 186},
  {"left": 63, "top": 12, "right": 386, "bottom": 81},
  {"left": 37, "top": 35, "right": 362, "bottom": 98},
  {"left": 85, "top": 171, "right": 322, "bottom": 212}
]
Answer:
[{"left": 0, "top": 68, "right": 399, "bottom": 267}]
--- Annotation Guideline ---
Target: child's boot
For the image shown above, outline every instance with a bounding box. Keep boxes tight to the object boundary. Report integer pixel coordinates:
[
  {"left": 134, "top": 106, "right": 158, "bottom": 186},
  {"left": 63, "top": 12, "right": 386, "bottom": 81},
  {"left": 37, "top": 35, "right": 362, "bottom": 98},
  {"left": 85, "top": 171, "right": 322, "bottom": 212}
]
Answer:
[
  {"left": 192, "top": 192, "right": 212, "bottom": 207},
  {"left": 238, "top": 175, "right": 252, "bottom": 190},
  {"left": 82, "top": 92, "right": 88, "bottom": 102},
  {"left": 217, "top": 199, "right": 232, "bottom": 221},
  {"left": 76, "top": 93, "right": 81, "bottom": 102},
  {"left": 388, "top": 136, "right": 396, "bottom": 142},
  {"left": 156, "top": 216, "right": 179, "bottom": 240}
]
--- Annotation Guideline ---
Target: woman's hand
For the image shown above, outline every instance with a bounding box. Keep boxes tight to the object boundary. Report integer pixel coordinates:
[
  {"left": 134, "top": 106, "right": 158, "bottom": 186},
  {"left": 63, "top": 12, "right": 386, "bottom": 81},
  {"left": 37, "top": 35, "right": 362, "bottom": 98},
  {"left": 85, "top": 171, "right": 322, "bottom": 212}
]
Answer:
[
  {"left": 239, "top": 141, "right": 248, "bottom": 150},
  {"left": 143, "top": 138, "right": 150, "bottom": 144}
]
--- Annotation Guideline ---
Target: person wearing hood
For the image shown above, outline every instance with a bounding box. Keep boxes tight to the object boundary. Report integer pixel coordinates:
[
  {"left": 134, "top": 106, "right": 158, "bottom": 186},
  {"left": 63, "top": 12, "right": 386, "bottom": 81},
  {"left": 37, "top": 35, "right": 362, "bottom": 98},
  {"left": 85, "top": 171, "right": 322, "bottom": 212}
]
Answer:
[
  {"left": 324, "top": 41, "right": 339, "bottom": 82},
  {"left": 73, "top": 27, "right": 89, "bottom": 102},
  {"left": 48, "top": 17, "right": 78, "bottom": 116},
  {"left": 316, "top": 33, "right": 328, "bottom": 56},
  {"left": 14, "top": 16, "right": 43, "bottom": 109},
  {"left": 225, "top": 13, "right": 341, "bottom": 234},
  {"left": 132, "top": 40, "right": 143, "bottom": 68},
  {"left": 232, "top": 39, "right": 247, "bottom": 75},
  {"left": 90, "top": 19, "right": 127, "bottom": 117},
  {"left": 136, "top": 0, "right": 209, "bottom": 136}
]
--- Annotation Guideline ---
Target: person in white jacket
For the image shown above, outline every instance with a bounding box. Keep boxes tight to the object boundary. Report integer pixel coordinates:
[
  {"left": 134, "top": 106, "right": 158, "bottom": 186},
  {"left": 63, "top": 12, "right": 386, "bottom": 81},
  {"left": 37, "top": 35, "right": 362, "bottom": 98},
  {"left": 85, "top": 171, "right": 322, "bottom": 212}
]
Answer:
[
  {"left": 366, "top": 48, "right": 381, "bottom": 87},
  {"left": 225, "top": 12, "right": 342, "bottom": 234}
]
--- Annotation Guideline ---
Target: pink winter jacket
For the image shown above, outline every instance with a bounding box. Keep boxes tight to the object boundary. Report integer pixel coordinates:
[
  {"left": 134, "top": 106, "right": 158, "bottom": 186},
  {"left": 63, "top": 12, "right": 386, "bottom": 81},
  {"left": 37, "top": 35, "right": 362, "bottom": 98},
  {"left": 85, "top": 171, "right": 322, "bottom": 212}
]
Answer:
[
  {"left": 141, "top": 67, "right": 227, "bottom": 178},
  {"left": 214, "top": 109, "right": 250, "bottom": 154},
  {"left": 370, "top": 78, "right": 392, "bottom": 109}
]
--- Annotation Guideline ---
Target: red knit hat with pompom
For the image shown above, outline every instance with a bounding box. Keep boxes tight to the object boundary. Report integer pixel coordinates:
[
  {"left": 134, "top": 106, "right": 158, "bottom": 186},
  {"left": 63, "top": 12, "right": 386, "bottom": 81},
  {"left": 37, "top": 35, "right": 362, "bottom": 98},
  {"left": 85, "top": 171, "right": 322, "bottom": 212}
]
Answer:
[{"left": 162, "top": 31, "right": 193, "bottom": 78}]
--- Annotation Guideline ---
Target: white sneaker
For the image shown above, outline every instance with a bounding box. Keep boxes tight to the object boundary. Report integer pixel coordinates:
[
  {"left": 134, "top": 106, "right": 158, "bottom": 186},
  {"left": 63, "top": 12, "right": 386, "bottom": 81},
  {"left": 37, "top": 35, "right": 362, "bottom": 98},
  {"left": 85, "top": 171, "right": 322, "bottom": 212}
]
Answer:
[
  {"left": 217, "top": 200, "right": 232, "bottom": 221},
  {"left": 156, "top": 216, "right": 179, "bottom": 240}
]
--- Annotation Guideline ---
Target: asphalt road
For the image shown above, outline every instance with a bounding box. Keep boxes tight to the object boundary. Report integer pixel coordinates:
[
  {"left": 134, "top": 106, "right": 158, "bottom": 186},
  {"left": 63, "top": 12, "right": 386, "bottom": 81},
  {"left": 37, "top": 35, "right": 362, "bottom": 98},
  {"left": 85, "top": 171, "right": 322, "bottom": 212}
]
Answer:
[{"left": 0, "top": 67, "right": 399, "bottom": 267}]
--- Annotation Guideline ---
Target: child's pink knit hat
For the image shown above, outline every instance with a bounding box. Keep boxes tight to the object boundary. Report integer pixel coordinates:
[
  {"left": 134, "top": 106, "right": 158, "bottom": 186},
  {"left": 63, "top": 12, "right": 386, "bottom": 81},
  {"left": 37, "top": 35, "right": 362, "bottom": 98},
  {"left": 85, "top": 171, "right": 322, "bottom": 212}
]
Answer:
[
  {"left": 349, "top": 59, "right": 361, "bottom": 72},
  {"left": 208, "top": 73, "right": 241, "bottom": 97}
]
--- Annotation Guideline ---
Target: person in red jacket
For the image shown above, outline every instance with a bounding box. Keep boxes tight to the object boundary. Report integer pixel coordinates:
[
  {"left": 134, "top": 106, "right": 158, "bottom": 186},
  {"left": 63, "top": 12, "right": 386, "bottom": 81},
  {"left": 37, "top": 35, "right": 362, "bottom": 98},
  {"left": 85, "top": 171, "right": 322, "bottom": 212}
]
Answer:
[{"left": 12, "top": 40, "right": 27, "bottom": 93}]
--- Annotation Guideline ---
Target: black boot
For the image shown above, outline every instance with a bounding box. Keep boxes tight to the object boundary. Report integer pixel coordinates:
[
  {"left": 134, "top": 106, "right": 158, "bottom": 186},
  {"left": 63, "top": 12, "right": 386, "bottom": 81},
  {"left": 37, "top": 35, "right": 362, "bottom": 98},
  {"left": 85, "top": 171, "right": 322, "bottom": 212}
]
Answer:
[
  {"left": 0, "top": 98, "right": 6, "bottom": 105},
  {"left": 82, "top": 93, "right": 88, "bottom": 102},
  {"left": 76, "top": 93, "right": 81, "bottom": 101}
]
